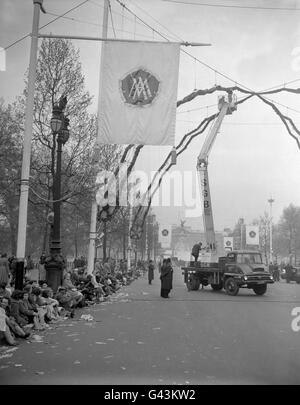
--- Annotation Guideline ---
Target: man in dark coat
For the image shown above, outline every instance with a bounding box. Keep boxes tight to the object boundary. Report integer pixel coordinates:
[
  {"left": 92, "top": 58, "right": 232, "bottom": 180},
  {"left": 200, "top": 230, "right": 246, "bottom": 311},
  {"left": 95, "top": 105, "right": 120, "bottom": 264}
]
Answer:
[
  {"left": 148, "top": 260, "right": 155, "bottom": 285},
  {"left": 191, "top": 242, "right": 202, "bottom": 262},
  {"left": 273, "top": 263, "right": 280, "bottom": 282},
  {"left": 285, "top": 263, "right": 293, "bottom": 283},
  {"left": 160, "top": 258, "right": 173, "bottom": 298}
]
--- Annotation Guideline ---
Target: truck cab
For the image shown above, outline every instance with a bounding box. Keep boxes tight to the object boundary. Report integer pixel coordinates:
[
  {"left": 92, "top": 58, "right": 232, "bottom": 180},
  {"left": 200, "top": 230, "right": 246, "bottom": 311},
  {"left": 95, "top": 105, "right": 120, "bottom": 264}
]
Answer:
[{"left": 221, "top": 250, "right": 274, "bottom": 295}]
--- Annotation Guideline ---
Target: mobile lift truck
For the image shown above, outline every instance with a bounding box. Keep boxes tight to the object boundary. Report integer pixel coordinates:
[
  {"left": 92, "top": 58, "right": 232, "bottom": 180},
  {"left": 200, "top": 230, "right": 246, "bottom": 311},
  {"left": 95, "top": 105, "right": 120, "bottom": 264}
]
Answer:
[{"left": 182, "top": 92, "right": 274, "bottom": 296}]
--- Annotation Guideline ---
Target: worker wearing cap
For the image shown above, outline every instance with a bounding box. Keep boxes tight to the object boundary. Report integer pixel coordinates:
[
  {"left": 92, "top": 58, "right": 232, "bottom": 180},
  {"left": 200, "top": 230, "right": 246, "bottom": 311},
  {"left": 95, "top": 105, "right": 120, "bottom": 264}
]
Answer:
[{"left": 191, "top": 242, "right": 202, "bottom": 262}]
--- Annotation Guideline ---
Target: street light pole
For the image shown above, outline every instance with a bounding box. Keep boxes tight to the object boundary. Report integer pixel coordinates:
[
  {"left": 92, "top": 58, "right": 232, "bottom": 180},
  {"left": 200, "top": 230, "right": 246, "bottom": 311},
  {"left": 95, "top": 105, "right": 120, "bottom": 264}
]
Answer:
[
  {"left": 51, "top": 132, "right": 63, "bottom": 253},
  {"left": 239, "top": 218, "right": 244, "bottom": 250},
  {"left": 15, "top": 0, "right": 43, "bottom": 290},
  {"left": 268, "top": 197, "right": 275, "bottom": 263},
  {"left": 45, "top": 100, "right": 69, "bottom": 292},
  {"left": 145, "top": 216, "right": 149, "bottom": 261}
]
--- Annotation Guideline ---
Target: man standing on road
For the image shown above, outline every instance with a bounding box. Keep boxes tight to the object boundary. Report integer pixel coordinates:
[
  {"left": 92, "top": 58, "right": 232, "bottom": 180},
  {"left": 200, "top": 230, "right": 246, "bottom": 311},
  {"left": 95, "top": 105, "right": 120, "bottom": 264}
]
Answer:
[
  {"left": 160, "top": 258, "right": 173, "bottom": 298},
  {"left": 148, "top": 260, "right": 155, "bottom": 285},
  {"left": 273, "top": 263, "right": 280, "bottom": 282},
  {"left": 285, "top": 263, "right": 293, "bottom": 283}
]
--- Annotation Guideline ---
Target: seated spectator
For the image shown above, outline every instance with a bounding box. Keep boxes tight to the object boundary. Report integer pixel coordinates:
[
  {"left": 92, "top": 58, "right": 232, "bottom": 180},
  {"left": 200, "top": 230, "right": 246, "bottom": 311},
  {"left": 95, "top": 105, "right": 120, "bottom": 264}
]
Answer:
[
  {"left": 0, "top": 300, "right": 18, "bottom": 346},
  {"left": 19, "top": 290, "right": 44, "bottom": 331},
  {"left": 80, "top": 274, "right": 105, "bottom": 303},
  {"left": 33, "top": 286, "right": 59, "bottom": 323},
  {"left": 63, "top": 273, "right": 84, "bottom": 307},
  {"left": 100, "top": 275, "right": 114, "bottom": 296},
  {"left": 0, "top": 297, "right": 30, "bottom": 344},
  {"left": 115, "top": 271, "right": 126, "bottom": 286},
  {"left": 41, "top": 288, "right": 60, "bottom": 320},
  {"left": 55, "top": 287, "right": 75, "bottom": 318},
  {"left": 0, "top": 282, "right": 11, "bottom": 301},
  {"left": 40, "top": 282, "right": 48, "bottom": 290},
  {"left": 10, "top": 290, "right": 30, "bottom": 328},
  {"left": 108, "top": 274, "right": 120, "bottom": 292},
  {"left": 29, "top": 286, "right": 49, "bottom": 328}
]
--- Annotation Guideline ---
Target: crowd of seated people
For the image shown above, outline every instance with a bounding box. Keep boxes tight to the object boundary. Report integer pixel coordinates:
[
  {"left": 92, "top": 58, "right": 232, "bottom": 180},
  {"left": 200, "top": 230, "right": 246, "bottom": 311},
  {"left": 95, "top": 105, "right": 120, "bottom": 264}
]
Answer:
[
  {"left": 0, "top": 281, "right": 61, "bottom": 346},
  {"left": 0, "top": 258, "right": 146, "bottom": 347}
]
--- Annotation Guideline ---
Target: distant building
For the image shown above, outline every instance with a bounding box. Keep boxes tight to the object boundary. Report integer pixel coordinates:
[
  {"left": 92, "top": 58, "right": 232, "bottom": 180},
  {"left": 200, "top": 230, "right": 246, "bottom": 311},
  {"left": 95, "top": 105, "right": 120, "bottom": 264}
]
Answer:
[{"left": 171, "top": 224, "right": 225, "bottom": 261}]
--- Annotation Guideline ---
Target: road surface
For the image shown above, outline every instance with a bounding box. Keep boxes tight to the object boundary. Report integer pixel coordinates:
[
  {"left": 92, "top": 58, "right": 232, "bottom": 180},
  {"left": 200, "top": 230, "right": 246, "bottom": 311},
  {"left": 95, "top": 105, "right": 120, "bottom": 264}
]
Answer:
[{"left": 1, "top": 266, "right": 300, "bottom": 385}]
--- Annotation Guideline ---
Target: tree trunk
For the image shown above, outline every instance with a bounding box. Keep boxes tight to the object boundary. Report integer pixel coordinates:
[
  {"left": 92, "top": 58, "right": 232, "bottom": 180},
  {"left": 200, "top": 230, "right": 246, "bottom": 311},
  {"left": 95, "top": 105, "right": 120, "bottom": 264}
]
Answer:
[
  {"left": 103, "top": 221, "right": 107, "bottom": 260},
  {"left": 123, "top": 224, "right": 126, "bottom": 260},
  {"left": 74, "top": 214, "right": 78, "bottom": 257},
  {"left": 42, "top": 222, "right": 48, "bottom": 253}
]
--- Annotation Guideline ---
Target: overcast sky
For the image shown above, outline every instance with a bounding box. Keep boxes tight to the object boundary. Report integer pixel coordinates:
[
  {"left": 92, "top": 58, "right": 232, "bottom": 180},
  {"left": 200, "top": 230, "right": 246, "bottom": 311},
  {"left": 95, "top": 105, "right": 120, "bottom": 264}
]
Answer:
[{"left": 1, "top": 0, "right": 300, "bottom": 231}]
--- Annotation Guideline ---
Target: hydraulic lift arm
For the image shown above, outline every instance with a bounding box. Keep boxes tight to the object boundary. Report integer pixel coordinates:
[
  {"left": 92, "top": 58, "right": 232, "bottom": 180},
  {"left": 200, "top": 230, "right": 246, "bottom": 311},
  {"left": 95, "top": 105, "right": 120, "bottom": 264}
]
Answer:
[{"left": 197, "top": 92, "right": 236, "bottom": 255}]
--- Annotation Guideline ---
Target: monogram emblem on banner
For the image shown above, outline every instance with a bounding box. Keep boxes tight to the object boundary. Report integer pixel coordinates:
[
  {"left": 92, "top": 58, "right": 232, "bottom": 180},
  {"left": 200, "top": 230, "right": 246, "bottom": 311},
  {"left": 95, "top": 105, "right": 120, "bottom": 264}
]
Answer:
[
  {"left": 120, "top": 68, "right": 160, "bottom": 107},
  {"left": 249, "top": 231, "right": 256, "bottom": 238}
]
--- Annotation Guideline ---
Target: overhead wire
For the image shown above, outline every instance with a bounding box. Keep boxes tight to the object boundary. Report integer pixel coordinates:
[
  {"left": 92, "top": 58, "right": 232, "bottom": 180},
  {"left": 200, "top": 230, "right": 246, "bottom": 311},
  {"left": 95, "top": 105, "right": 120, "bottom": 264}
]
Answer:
[
  {"left": 46, "top": 11, "right": 160, "bottom": 41},
  {"left": 126, "top": 0, "right": 185, "bottom": 42},
  {"left": 89, "top": 0, "right": 162, "bottom": 32},
  {"left": 4, "top": 0, "right": 300, "bottom": 214},
  {"left": 123, "top": 0, "right": 300, "bottom": 98},
  {"left": 2, "top": 0, "right": 91, "bottom": 52},
  {"left": 108, "top": 0, "right": 117, "bottom": 38},
  {"left": 162, "top": 0, "right": 300, "bottom": 12},
  {"left": 4, "top": 0, "right": 300, "bottom": 115},
  {"left": 92, "top": 0, "right": 300, "bottom": 230},
  {"left": 113, "top": 0, "right": 300, "bottom": 115}
]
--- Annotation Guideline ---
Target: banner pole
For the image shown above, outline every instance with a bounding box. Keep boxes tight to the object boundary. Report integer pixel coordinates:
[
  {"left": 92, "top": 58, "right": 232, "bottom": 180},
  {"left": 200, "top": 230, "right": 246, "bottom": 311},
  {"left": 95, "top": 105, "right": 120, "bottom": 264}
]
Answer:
[
  {"left": 15, "top": 0, "right": 42, "bottom": 289},
  {"left": 37, "top": 34, "right": 211, "bottom": 47},
  {"left": 87, "top": 0, "right": 109, "bottom": 275}
]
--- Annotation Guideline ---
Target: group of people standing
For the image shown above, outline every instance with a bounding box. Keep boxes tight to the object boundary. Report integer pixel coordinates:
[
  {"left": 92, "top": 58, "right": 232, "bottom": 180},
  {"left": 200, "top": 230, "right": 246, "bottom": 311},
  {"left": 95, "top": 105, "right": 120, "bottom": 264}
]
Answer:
[{"left": 147, "top": 258, "right": 174, "bottom": 299}]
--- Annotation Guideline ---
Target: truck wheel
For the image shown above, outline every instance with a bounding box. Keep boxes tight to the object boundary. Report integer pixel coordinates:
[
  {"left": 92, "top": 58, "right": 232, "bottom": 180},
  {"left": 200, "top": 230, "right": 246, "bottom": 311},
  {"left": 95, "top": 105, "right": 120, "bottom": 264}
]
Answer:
[
  {"left": 253, "top": 284, "right": 267, "bottom": 295},
  {"left": 211, "top": 282, "right": 223, "bottom": 291},
  {"left": 224, "top": 278, "right": 239, "bottom": 296}
]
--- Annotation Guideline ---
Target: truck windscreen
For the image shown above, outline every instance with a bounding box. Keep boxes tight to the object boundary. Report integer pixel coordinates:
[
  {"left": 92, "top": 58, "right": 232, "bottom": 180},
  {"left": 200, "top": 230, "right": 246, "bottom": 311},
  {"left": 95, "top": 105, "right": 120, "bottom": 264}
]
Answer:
[{"left": 236, "top": 254, "right": 263, "bottom": 265}]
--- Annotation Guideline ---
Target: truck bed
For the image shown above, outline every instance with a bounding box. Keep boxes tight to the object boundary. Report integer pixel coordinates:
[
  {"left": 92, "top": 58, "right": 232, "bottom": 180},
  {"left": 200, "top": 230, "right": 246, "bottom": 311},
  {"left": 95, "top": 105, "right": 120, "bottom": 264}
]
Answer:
[{"left": 182, "top": 261, "right": 222, "bottom": 271}]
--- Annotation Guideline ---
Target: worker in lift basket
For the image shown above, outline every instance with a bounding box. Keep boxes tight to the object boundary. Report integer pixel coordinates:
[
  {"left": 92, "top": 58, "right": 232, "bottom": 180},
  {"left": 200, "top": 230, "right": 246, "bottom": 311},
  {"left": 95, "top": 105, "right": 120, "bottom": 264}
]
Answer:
[{"left": 191, "top": 242, "right": 202, "bottom": 262}]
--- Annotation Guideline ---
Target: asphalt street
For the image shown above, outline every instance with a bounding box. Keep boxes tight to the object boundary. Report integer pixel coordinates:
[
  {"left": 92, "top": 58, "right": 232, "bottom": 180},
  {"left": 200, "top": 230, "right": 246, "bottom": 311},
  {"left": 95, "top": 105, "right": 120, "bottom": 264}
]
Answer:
[{"left": 1, "top": 266, "right": 300, "bottom": 385}]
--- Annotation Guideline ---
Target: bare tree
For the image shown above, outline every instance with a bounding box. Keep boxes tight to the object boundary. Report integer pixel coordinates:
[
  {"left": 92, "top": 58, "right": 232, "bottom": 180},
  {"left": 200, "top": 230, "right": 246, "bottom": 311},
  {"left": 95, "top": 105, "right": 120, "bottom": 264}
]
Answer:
[
  {"left": 17, "top": 38, "right": 120, "bottom": 257},
  {"left": 0, "top": 100, "right": 22, "bottom": 253}
]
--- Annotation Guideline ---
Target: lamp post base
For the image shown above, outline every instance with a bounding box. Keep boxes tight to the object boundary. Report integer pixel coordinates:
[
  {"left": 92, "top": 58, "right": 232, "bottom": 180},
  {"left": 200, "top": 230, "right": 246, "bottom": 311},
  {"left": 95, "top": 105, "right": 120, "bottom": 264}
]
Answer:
[
  {"left": 44, "top": 250, "right": 65, "bottom": 293},
  {"left": 45, "top": 266, "right": 63, "bottom": 293},
  {"left": 15, "top": 260, "right": 25, "bottom": 290}
]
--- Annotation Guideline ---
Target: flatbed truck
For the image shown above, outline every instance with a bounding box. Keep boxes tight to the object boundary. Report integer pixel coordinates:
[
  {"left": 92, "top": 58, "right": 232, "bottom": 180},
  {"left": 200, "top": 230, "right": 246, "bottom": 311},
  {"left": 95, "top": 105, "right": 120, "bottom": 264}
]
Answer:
[{"left": 182, "top": 250, "right": 274, "bottom": 296}]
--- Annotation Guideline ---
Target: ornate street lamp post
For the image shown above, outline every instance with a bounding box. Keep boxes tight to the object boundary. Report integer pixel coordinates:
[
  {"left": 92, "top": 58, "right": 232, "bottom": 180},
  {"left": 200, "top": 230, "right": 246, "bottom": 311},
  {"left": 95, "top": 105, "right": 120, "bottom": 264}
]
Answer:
[
  {"left": 97, "top": 203, "right": 115, "bottom": 260},
  {"left": 45, "top": 98, "right": 70, "bottom": 292}
]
